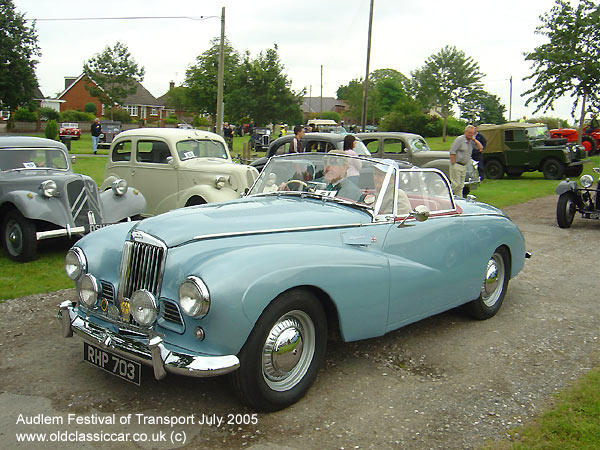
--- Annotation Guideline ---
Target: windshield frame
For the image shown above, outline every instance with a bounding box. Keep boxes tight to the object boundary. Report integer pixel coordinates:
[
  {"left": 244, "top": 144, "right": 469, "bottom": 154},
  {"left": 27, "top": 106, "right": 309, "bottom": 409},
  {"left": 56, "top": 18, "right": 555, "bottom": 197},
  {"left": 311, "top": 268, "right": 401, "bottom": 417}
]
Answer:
[{"left": 0, "top": 147, "right": 70, "bottom": 172}]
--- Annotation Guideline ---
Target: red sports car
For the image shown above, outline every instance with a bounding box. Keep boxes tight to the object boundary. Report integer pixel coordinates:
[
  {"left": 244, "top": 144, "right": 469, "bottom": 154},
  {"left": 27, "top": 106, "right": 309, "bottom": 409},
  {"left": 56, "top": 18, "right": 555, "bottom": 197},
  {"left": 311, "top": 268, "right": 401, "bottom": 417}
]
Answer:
[{"left": 59, "top": 122, "right": 81, "bottom": 140}]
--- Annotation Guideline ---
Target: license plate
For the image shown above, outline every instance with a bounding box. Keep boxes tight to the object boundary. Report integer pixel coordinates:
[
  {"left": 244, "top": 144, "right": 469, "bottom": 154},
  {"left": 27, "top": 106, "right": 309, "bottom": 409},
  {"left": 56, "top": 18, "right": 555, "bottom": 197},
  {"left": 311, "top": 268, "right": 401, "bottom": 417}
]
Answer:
[{"left": 83, "top": 342, "right": 141, "bottom": 385}]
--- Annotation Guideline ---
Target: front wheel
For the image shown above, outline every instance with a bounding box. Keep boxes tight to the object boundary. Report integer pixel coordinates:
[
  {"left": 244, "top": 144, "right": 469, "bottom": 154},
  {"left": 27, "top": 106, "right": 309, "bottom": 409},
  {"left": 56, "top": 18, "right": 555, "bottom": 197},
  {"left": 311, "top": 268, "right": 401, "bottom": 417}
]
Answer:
[
  {"left": 464, "top": 247, "right": 510, "bottom": 320},
  {"left": 556, "top": 193, "right": 576, "bottom": 228},
  {"left": 230, "top": 289, "right": 327, "bottom": 412},
  {"left": 2, "top": 210, "right": 38, "bottom": 262},
  {"left": 542, "top": 158, "right": 565, "bottom": 180},
  {"left": 484, "top": 159, "right": 504, "bottom": 179}
]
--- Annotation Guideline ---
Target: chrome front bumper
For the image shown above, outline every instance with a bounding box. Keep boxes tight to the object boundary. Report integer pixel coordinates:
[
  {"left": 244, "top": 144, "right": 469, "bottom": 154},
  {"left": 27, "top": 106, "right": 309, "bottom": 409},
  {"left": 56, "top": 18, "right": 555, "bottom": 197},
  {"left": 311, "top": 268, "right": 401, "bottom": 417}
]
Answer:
[
  {"left": 58, "top": 301, "right": 240, "bottom": 379},
  {"left": 37, "top": 225, "right": 86, "bottom": 241}
]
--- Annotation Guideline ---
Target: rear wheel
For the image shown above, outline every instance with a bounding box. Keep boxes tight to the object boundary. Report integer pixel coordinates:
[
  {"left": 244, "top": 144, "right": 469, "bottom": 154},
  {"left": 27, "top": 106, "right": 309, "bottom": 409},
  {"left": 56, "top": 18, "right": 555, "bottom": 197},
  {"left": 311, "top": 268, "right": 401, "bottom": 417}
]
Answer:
[
  {"left": 465, "top": 247, "right": 510, "bottom": 320},
  {"left": 542, "top": 158, "right": 564, "bottom": 180},
  {"left": 556, "top": 193, "right": 576, "bottom": 228},
  {"left": 230, "top": 289, "right": 327, "bottom": 412},
  {"left": 484, "top": 159, "right": 504, "bottom": 179},
  {"left": 2, "top": 210, "right": 37, "bottom": 262}
]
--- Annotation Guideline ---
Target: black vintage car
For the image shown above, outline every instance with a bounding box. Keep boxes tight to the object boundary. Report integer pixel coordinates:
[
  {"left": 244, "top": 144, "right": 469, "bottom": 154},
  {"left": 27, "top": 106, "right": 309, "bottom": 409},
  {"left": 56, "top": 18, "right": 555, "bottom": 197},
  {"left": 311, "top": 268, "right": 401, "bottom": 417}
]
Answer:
[
  {"left": 98, "top": 120, "right": 122, "bottom": 149},
  {"left": 555, "top": 167, "right": 600, "bottom": 228},
  {"left": 250, "top": 133, "right": 371, "bottom": 172}
]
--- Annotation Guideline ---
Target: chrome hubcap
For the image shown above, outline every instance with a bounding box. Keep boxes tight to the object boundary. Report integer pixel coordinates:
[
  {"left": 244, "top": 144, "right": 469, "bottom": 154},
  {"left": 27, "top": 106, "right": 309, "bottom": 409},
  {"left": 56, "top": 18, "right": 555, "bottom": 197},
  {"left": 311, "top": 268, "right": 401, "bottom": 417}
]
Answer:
[
  {"left": 6, "top": 221, "right": 23, "bottom": 255},
  {"left": 262, "top": 310, "right": 315, "bottom": 391},
  {"left": 481, "top": 253, "right": 505, "bottom": 307}
]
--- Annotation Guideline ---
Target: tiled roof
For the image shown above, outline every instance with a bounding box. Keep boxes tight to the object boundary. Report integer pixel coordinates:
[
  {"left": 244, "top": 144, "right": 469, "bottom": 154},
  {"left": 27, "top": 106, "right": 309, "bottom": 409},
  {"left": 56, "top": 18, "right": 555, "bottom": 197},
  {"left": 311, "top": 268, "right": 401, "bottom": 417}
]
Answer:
[{"left": 301, "top": 97, "right": 348, "bottom": 113}]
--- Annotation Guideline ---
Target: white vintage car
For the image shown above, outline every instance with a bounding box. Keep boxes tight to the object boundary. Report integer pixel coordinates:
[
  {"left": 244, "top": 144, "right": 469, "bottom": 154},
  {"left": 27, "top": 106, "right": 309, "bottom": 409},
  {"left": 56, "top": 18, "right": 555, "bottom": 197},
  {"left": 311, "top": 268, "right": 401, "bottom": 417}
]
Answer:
[{"left": 101, "top": 128, "right": 259, "bottom": 216}]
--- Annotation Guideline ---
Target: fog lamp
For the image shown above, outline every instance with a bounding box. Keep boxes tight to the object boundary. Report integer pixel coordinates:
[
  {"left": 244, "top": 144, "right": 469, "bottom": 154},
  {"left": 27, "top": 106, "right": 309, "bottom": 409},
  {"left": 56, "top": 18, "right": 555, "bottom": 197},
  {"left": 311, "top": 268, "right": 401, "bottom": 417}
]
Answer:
[
  {"left": 130, "top": 290, "right": 158, "bottom": 326},
  {"left": 77, "top": 274, "right": 98, "bottom": 308}
]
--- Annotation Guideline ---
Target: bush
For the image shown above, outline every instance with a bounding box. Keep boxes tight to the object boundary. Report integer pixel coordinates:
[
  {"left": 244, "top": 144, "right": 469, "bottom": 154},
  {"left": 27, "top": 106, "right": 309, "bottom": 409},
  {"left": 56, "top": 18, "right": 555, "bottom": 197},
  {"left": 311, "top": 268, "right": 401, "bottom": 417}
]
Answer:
[
  {"left": 193, "top": 115, "right": 211, "bottom": 127},
  {"left": 60, "top": 110, "right": 95, "bottom": 122},
  {"left": 84, "top": 102, "right": 97, "bottom": 114},
  {"left": 104, "top": 108, "right": 132, "bottom": 123},
  {"left": 45, "top": 120, "right": 58, "bottom": 140},
  {"left": 320, "top": 111, "right": 341, "bottom": 123},
  {"left": 165, "top": 117, "right": 178, "bottom": 124},
  {"left": 39, "top": 107, "right": 60, "bottom": 121},
  {"left": 531, "top": 116, "right": 569, "bottom": 129},
  {"left": 13, "top": 107, "right": 37, "bottom": 122},
  {"left": 445, "top": 116, "right": 467, "bottom": 136}
]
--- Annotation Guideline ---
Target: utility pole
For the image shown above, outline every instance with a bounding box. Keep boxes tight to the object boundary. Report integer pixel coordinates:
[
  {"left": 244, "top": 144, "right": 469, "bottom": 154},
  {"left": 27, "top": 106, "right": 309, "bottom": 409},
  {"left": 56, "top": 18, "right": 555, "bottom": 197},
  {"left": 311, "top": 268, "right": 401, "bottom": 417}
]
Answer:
[
  {"left": 216, "top": 7, "right": 225, "bottom": 136},
  {"left": 508, "top": 76, "right": 513, "bottom": 122},
  {"left": 320, "top": 65, "right": 323, "bottom": 118},
  {"left": 361, "top": 0, "right": 374, "bottom": 132}
]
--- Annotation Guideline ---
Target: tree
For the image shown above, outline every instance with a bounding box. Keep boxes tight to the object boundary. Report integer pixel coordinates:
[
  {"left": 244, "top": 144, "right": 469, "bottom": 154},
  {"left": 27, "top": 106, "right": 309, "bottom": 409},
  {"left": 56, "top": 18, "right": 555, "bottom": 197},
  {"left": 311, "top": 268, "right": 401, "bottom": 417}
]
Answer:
[
  {"left": 411, "top": 46, "right": 484, "bottom": 141},
  {"left": 460, "top": 90, "right": 507, "bottom": 124},
  {"left": 83, "top": 41, "right": 145, "bottom": 119},
  {"left": 0, "top": 0, "right": 40, "bottom": 112},
  {"left": 522, "top": 0, "right": 600, "bottom": 143},
  {"left": 185, "top": 38, "right": 240, "bottom": 121}
]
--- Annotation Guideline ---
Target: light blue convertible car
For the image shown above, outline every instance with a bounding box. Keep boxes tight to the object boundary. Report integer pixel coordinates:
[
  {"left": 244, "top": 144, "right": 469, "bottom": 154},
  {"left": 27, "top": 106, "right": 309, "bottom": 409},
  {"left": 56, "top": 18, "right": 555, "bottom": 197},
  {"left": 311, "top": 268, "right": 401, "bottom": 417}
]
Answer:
[{"left": 59, "top": 152, "right": 528, "bottom": 411}]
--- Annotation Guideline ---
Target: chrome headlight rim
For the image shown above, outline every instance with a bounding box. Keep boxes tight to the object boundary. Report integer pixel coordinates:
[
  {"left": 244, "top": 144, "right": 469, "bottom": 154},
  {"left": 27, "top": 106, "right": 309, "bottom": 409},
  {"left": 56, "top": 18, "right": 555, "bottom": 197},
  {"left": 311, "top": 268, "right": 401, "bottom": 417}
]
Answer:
[
  {"left": 65, "top": 247, "right": 87, "bottom": 280},
  {"left": 579, "top": 174, "right": 594, "bottom": 188},
  {"left": 40, "top": 180, "right": 58, "bottom": 198},
  {"left": 214, "top": 175, "right": 229, "bottom": 190},
  {"left": 77, "top": 274, "right": 98, "bottom": 308},
  {"left": 179, "top": 276, "right": 210, "bottom": 318},
  {"left": 111, "top": 178, "right": 128, "bottom": 196},
  {"left": 130, "top": 289, "right": 158, "bottom": 327}
]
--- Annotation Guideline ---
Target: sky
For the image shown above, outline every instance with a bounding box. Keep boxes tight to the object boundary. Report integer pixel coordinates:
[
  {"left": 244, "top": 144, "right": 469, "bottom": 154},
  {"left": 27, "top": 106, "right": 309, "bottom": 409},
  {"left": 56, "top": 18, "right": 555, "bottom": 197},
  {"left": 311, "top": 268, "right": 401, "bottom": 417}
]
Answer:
[{"left": 12, "top": 0, "right": 581, "bottom": 122}]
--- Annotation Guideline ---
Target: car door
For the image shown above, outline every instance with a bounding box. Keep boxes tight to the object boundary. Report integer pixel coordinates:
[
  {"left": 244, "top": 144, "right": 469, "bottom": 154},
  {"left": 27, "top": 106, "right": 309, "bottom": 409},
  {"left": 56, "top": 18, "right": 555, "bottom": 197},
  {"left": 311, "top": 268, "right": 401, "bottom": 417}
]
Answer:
[
  {"left": 130, "top": 139, "right": 179, "bottom": 216},
  {"left": 106, "top": 139, "right": 133, "bottom": 184},
  {"left": 381, "top": 170, "right": 472, "bottom": 329}
]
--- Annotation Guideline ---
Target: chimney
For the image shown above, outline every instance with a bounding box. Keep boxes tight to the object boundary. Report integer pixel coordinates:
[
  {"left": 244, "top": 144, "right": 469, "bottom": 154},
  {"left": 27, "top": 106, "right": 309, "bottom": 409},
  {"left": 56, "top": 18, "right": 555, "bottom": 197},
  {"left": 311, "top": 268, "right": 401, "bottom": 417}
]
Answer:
[
  {"left": 64, "top": 77, "right": 78, "bottom": 90},
  {"left": 169, "top": 81, "right": 175, "bottom": 91}
]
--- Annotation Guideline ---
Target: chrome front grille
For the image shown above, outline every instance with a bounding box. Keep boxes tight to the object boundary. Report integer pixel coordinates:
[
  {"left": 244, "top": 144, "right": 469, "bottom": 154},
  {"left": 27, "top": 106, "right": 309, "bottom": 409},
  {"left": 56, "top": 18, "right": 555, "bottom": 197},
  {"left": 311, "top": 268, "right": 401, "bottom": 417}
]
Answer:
[
  {"left": 162, "top": 299, "right": 184, "bottom": 325},
  {"left": 118, "top": 231, "right": 167, "bottom": 302},
  {"left": 66, "top": 179, "right": 102, "bottom": 227}
]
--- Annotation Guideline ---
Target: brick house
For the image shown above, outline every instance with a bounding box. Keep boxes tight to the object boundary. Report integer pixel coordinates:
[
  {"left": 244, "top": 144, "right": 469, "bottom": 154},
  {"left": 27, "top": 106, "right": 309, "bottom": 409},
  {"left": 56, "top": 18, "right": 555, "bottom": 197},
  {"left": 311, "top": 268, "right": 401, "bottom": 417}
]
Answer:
[
  {"left": 301, "top": 96, "right": 350, "bottom": 122},
  {"left": 58, "top": 74, "right": 166, "bottom": 120}
]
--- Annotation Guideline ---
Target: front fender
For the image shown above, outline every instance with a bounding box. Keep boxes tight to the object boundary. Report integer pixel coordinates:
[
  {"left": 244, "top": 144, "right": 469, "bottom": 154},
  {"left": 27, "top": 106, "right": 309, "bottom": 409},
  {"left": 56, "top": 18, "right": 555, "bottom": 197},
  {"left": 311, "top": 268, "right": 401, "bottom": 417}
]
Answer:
[
  {"left": 99, "top": 187, "right": 147, "bottom": 223},
  {"left": 1, "top": 191, "right": 71, "bottom": 227},
  {"left": 555, "top": 180, "right": 577, "bottom": 195},
  {"left": 176, "top": 185, "right": 241, "bottom": 208}
]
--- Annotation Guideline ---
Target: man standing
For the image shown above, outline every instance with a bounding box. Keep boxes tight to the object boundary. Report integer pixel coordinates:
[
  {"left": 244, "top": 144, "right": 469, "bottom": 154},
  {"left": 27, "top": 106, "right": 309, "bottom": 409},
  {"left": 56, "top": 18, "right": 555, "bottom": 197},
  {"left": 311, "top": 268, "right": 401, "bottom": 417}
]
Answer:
[
  {"left": 449, "top": 125, "right": 483, "bottom": 197},
  {"left": 472, "top": 126, "right": 487, "bottom": 179},
  {"left": 290, "top": 125, "right": 305, "bottom": 153},
  {"left": 91, "top": 118, "right": 101, "bottom": 155},
  {"left": 223, "top": 122, "right": 234, "bottom": 151}
]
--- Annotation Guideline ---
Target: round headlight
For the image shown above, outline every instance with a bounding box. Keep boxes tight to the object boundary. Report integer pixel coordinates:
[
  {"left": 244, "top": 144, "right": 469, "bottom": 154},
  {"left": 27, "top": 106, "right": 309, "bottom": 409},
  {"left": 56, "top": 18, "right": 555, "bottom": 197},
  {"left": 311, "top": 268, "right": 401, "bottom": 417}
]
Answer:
[
  {"left": 40, "top": 180, "right": 58, "bottom": 198},
  {"left": 179, "top": 276, "right": 210, "bottom": 318},
  {"left": 580, "top": 174, "right": 594, "bottom": 188},
  {"left": 111, "top": 178, "right": 128, "bottom": 196},
  {"left": 130, "top": 290, "right": 158, "bottom": 326},
  {"left": 214, "top": 175, "right": 229, "bottom": 190},
  {"left": 65, "top": 247, "right": 86, "bottom": 280},
  {"left": 77, "top": 274, "right": 98, "bottom": 308}
]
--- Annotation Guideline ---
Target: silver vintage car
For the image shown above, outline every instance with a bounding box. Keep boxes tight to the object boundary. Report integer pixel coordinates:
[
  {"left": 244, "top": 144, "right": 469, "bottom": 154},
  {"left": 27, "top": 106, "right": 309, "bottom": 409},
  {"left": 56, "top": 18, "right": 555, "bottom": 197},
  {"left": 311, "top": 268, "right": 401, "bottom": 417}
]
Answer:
[{"left": 0, "top": 136, "right": 146, "bottom": 262}]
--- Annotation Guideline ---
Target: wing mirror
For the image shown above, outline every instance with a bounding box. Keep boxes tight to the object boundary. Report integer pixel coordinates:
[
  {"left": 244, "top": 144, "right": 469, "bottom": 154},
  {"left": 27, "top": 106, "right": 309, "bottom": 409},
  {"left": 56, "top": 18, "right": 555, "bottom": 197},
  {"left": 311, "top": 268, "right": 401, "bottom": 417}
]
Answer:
[{"left": 397, "top": 204, "right": 430, "bottom": 227}]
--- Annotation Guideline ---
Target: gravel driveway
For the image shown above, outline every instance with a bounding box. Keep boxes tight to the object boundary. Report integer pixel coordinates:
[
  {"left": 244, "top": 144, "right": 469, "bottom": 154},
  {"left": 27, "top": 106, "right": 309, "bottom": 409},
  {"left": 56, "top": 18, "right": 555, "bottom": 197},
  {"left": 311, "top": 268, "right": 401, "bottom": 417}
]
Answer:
[{"left": 1, "top": 194, "right": 599, "bottom": 450}]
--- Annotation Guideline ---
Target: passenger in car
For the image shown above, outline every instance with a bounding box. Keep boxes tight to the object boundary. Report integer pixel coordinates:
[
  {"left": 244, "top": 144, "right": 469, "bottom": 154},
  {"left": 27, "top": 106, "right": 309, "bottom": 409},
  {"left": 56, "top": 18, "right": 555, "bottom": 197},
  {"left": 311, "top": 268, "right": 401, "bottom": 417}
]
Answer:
[{"left": 373, "top": 160, "right": 411, "bottom": 215}]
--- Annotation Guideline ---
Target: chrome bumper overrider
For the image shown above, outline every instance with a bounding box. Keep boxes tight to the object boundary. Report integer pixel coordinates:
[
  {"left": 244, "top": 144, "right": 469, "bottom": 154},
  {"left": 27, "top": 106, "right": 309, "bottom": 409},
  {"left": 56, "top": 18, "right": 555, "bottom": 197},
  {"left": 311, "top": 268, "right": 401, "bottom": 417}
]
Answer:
[{"left": 58, "top": 301, "right": 240, "bottom": 379}]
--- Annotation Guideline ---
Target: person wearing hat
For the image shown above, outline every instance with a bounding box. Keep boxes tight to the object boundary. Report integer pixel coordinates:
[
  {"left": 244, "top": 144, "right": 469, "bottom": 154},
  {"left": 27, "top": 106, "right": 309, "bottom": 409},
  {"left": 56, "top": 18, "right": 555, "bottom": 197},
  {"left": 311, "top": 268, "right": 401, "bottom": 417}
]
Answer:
[{"left": 372, "top": 160, "right": 412, "bottom": 215}]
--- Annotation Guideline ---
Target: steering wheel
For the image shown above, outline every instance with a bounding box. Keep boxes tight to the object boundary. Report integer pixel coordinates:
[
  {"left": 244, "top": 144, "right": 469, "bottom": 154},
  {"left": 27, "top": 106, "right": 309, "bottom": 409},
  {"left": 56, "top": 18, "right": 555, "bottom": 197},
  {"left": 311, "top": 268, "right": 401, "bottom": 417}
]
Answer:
[{"left": 282, "top": 179, "right": 308, "bottom": 190}]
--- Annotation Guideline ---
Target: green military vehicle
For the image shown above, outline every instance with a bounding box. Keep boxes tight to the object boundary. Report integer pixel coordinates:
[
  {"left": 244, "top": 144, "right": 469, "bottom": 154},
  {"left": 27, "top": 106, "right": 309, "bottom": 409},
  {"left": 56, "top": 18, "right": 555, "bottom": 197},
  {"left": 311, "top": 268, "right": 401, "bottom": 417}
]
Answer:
[{"left": 478, "top": 123, "right": 587, "bottom": 180}]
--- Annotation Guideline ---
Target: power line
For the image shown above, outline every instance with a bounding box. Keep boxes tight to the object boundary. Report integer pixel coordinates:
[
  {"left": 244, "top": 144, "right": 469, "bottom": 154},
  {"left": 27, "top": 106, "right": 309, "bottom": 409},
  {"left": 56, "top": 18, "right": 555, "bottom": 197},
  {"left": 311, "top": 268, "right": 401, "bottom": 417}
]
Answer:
[{"left": 28, "top": 15, "right": 218, "bottom": 22}]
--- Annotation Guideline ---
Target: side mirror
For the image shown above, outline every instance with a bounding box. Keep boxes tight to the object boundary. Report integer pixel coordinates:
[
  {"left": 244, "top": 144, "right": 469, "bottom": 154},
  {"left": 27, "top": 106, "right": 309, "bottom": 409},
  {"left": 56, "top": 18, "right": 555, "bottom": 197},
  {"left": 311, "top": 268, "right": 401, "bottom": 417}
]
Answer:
[{"left": 397, "top": 204, "right": 430, "bottom": 227}]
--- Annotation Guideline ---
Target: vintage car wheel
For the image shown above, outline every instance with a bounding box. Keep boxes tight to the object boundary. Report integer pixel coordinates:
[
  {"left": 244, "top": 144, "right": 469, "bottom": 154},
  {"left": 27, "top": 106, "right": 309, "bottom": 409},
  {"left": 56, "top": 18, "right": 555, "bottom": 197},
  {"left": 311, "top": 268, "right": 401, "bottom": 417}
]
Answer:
[
  {"left": 484, "top": 159, "right": 504, "bottom": 179},
  {"left": 542, "top": 158, "right": 565, "bottom": 180},
  {"left": 465, "top": 247, "right": 510, "bottom": 320},
  {"left": 556, "top": 193, "right": 576, "bottom": 228},
  {"left": 2, "top": 210, "right": 37, "bottom": 262},
  {"left": 582, "top": 136, "right": 598, "bottom": 155},
  {"left": 231, "top": 289, "right": 327, "bottom": 412}
]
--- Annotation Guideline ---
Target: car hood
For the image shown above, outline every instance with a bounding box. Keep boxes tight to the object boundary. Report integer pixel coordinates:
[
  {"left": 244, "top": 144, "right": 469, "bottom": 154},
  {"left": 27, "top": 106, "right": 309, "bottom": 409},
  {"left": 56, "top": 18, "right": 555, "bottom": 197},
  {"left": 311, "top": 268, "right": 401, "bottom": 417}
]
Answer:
[
  {"left": 411, "top": 150, "right": 449, "bottom": 160},
  {"left": 132, "top": 195, "right": 371, "bottom": 248}
]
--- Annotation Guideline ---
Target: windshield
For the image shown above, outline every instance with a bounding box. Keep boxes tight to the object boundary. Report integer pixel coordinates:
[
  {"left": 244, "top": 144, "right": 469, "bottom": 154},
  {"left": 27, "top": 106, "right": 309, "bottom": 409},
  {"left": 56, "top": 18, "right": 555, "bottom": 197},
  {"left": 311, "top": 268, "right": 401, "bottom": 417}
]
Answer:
[
  {"left": 526, "top": 126, "right": 550, "bottom": 140},
  {"left": 61, "top": 123, "right": 78, "bottom": 128},
  {"left": 176, "top": 139, "right": 228, "bottom": 160},
  {"left": 248, "top": 153, "right": 454, "bottom": 217},
  {"left": 0, "top": 148, "right": 69, "bottom": 171},
  {"left": 409, "top": 137, "right": 432, "bottom": 152}
]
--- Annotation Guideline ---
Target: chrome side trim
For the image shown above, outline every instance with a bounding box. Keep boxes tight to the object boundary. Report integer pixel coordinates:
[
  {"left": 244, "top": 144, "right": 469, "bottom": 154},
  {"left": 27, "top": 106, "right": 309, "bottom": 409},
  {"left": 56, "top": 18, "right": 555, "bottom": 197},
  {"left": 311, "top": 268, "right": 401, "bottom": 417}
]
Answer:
[
  {"left": 58, "top": 303, "right": 240, "bottom": 378},
  {"left": 191, "top": 223, "right": 365, "bottom": 242}
]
